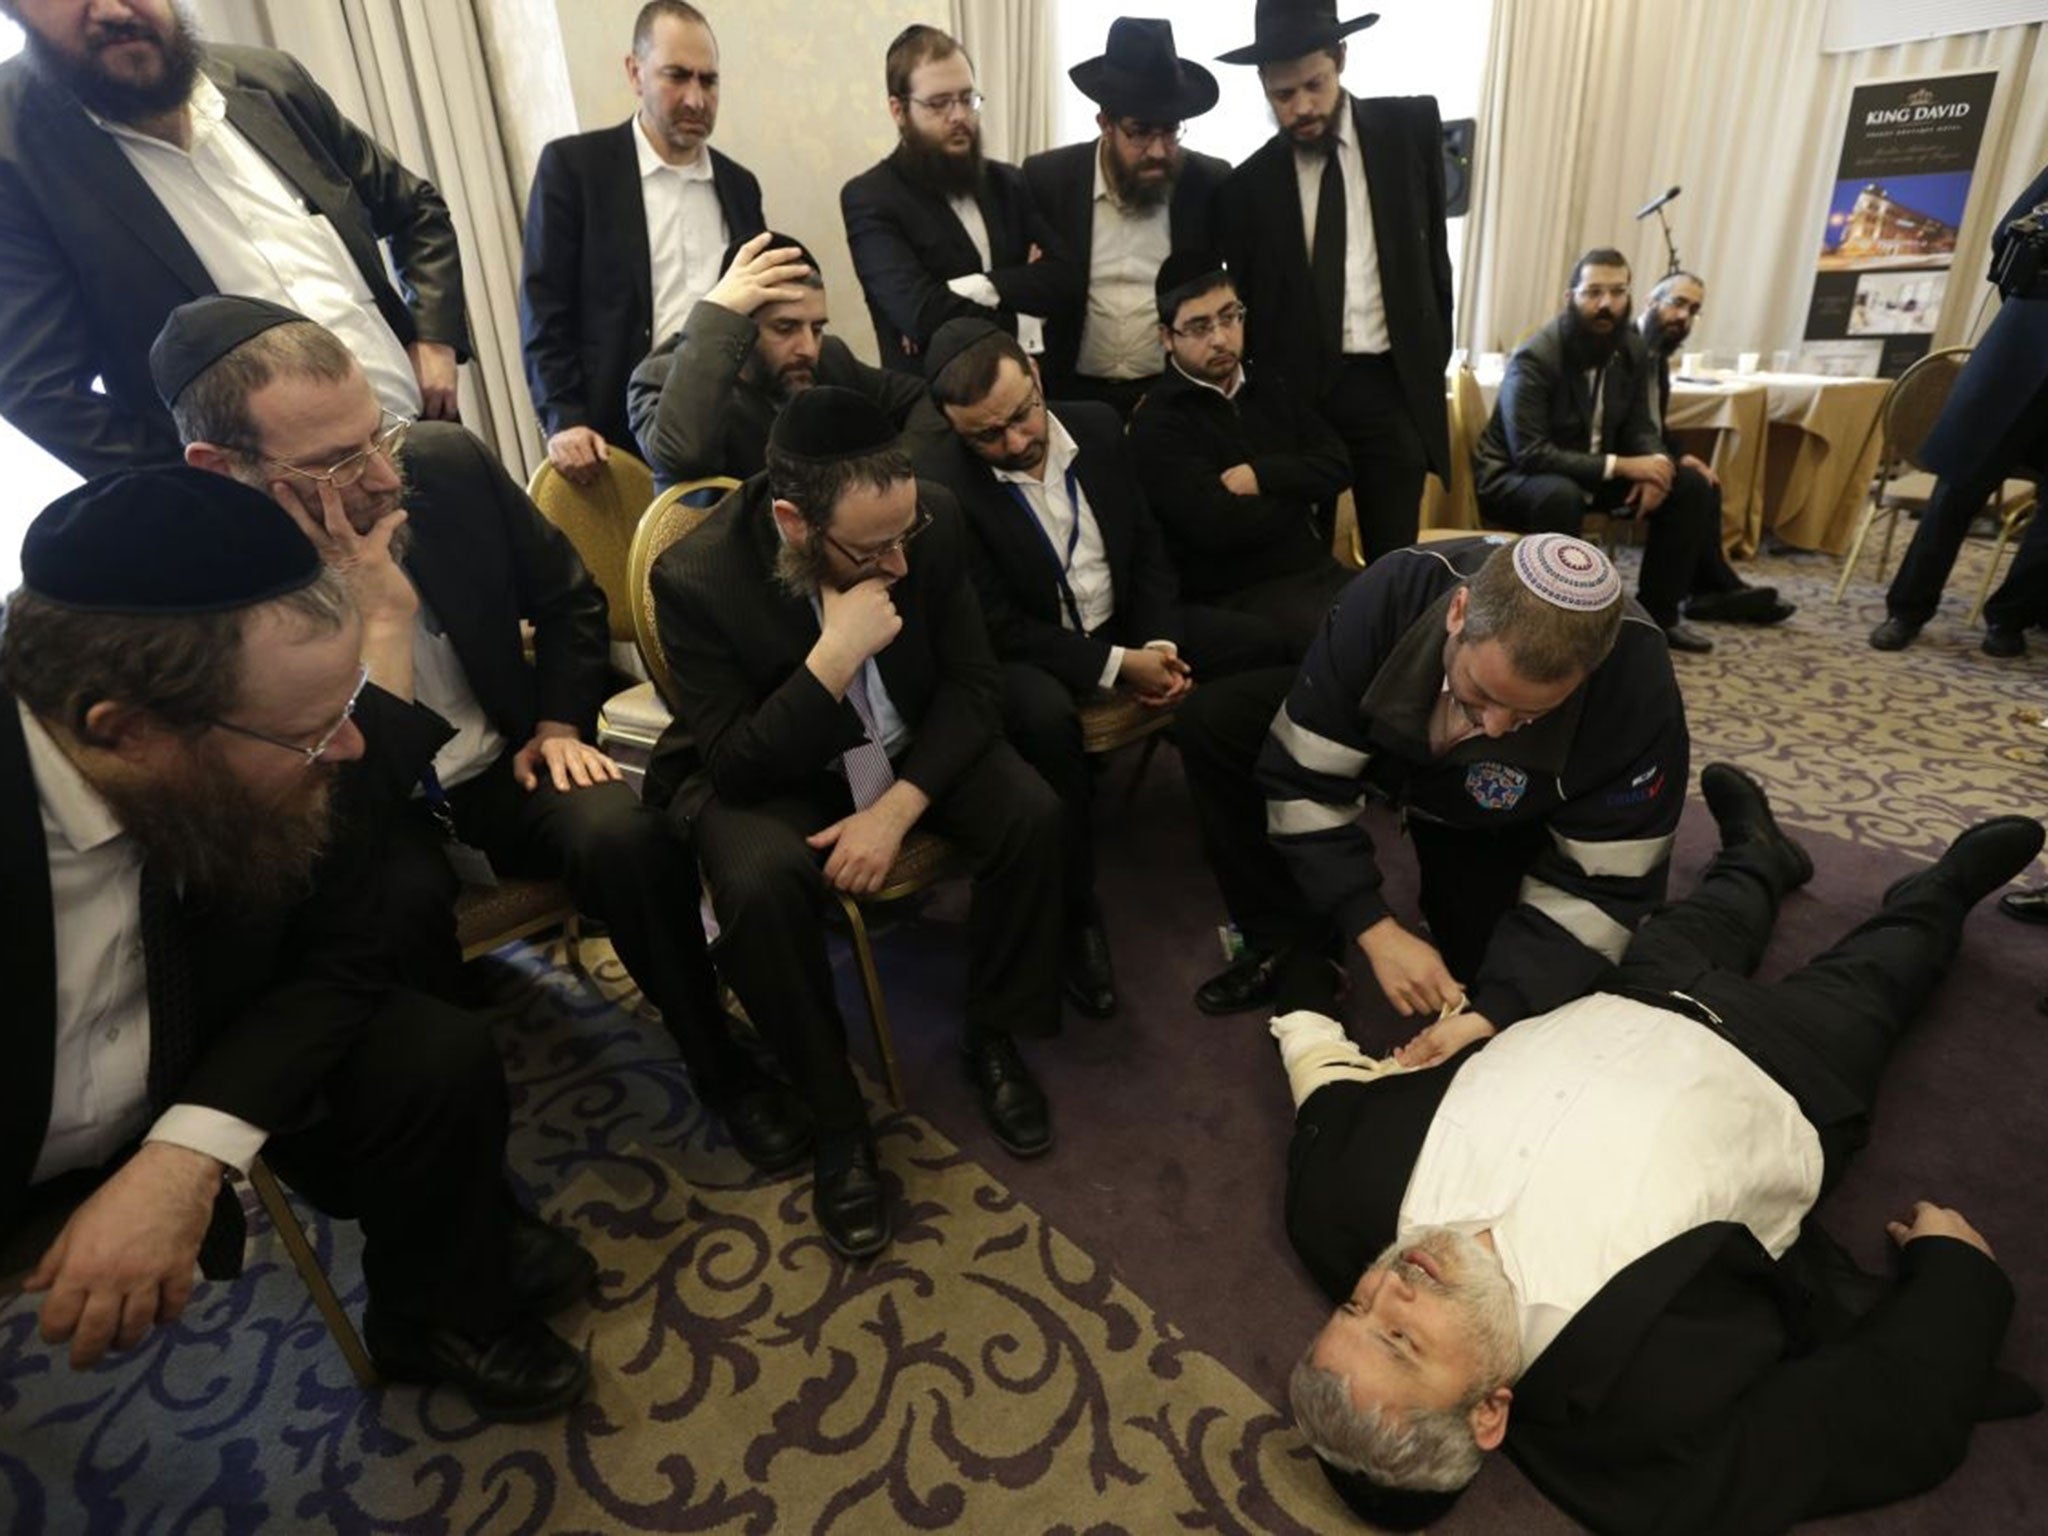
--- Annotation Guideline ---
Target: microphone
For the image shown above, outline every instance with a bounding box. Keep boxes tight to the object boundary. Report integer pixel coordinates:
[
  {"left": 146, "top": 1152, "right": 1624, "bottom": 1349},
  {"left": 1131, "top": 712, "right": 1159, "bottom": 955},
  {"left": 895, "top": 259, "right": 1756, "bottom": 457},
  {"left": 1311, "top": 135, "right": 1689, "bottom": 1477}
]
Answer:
[{"left": 1634, "top": 186, "right": 1681, "bottom": 220}]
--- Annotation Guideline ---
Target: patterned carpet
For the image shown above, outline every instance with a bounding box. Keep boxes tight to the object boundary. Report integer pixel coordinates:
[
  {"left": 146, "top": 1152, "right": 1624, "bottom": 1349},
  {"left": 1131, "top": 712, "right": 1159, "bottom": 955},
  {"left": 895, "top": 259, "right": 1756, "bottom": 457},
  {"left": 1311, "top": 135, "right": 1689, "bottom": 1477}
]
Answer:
[{"left": 4, "top": 533, "right": 2044, "bottom": 1536}]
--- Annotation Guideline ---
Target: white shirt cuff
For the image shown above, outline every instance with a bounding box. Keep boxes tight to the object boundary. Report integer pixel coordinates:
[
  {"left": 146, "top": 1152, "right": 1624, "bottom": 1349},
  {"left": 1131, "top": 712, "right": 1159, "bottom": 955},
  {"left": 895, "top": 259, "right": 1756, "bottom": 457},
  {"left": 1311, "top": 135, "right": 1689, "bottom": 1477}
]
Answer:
[
  {"left": 1604, "top": 453, "right": 1617, "bottom": 479},
  {"left": 146, "top": 1106, "right": 268, "bottom": 1176},
  {"left": 946, "top": 273, "right": 1001, "bottom": 308},
  {"left": 1098, "top": 644, "right": 1126, "bottom": 690},
  {"left": 1269, "top": 1009, "right": 1406, "bottom": 1108}
]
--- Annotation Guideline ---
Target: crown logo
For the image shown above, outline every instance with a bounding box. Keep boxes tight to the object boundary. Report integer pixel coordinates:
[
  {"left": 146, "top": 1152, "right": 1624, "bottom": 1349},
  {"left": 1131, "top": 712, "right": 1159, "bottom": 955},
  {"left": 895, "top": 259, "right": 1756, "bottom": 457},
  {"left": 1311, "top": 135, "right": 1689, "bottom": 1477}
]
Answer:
[{"left": 1906, "top": 88, "right": 1936, "bottom": 107}]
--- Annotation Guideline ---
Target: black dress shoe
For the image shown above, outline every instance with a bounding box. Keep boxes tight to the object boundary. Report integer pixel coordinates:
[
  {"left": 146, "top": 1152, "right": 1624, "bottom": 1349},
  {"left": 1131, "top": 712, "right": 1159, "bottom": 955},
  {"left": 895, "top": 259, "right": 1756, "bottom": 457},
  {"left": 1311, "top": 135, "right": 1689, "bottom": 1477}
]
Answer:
[
  {"left": 1998, "top": 885, "right": 2048, "bottom": 925},
  {"left": 812, "top": 1136, "right": 890, "bottom": 1259},
  {"left": 1063, "top": 921, "right": 1117, "bottom": 1018},
  {"left": 964, "top": 1035, "right": 1052, "bottom": 1157},
  {"left": 1194, "top": 946, "right": 1285, "bottom": 1016},
  {"left": 1885, "top": 817, "right": 2046, "bottom": 908},
  {"left": 364, "top": 1309, "right": 589, "bottom": 1421},
  {"left": 715, "top": 1086, "right": 813, "bottom": 1174},
  {"left": 507, "top": 1216, "right": 598, "bottom": 1318},
  {"left": 1699, "top": 763, "right": 1814, "bottom": 892},
  {"left": 1685, "top": 587, "right": 1788, "bottom": 624},
  {"left": 1982, "top": 624, "right": 2027, "bottom": 658},
  {"left": 1661, "top": 621, "right": 1714, "bottom": 654},
  {"left": 1868, "top": 616, "right": 1922, "bottom": 651}
]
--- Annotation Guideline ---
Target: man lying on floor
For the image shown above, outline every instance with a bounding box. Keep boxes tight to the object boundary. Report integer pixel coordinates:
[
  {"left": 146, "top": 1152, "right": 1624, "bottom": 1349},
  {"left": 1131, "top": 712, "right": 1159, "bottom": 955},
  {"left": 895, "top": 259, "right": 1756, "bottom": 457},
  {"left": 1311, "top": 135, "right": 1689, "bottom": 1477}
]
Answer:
[
  {"left": 1, "top": 471, "right": 589, "bottom": 1420},
  {"left": 1273, "top": 763, "right": 2040, "bottom": 1534}
]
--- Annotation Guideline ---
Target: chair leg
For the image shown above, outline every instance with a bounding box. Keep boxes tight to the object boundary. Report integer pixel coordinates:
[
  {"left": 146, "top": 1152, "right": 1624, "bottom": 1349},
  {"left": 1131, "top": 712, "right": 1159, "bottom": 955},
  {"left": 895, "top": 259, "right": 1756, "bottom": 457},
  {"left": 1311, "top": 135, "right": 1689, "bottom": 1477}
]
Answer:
[
  {"left": 1971, "top": 506, "right": 2036, "bottom": 625},
  {"left": 1832, "top": 498, "right": 1887, "bottom": 603},
  {"left": 248, "top": 1158, "right": 380, "bottom": 1388},
  {"left": 834, "top": 893, "right": 906, "bottom": 1109}
]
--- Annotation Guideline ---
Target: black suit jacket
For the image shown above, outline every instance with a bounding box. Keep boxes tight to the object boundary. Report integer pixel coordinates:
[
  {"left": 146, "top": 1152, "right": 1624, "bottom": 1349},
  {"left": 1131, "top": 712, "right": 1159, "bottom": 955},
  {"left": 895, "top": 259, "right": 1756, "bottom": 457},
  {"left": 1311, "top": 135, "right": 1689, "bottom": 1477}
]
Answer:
[
  {"left": 1020, "top": 139, "right": 1231, "bottom": 384},
  {"left": 840, "top": 148, "right": 1077, "bottom": 372},
  {"left": 397, "top": 423, "right": 613, "bottom": 743},
  {"left": 0, "top": 44, "right": 468, "bottom": 480},
  {"left": 1286, "top": 1049, "right": 2016, "bottom": 1536},
  {"left": 1474, "top": 317, "right": 1665, "bottom": 502},
  {"left": 1214, "top": 95, "right": 1453, "bottom": 478},
  {"left": 908, "top": 399, "right": 1182, "bottom": 693},
  {"left": 648, "top": 475, "right": 999, "bottom": 816},
  {"left": 519, "top": 121, "right": 766, "bottom": 452}
]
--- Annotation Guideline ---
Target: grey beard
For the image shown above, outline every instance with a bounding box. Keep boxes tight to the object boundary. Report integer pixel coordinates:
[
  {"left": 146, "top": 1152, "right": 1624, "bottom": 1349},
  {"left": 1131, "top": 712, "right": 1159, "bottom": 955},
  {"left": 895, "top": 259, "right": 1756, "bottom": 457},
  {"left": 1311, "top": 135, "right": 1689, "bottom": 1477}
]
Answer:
[{"left": 773, "top": 532, "right": 829, "bottom": 599}]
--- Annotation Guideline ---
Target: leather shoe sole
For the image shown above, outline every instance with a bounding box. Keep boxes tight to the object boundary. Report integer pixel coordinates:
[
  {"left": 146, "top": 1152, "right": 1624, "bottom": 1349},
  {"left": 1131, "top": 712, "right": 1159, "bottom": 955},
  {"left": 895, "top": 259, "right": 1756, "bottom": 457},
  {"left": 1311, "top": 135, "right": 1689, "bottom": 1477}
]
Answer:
[
  {"left": 1662, "top": 621, "right": 1714, "bottom": 654},
  {"left": 1194, "top": 948, "right": 1283, "bottom": 1016},
  {"left": 1699, "top": 763, "right": 1814, "bottom": 890},
  {"left": 1998, "top": 886, "right": 2048, "bottom": 925},
  {"left": 365, "top": 1310, "right": 589, "bottom": 1422}
]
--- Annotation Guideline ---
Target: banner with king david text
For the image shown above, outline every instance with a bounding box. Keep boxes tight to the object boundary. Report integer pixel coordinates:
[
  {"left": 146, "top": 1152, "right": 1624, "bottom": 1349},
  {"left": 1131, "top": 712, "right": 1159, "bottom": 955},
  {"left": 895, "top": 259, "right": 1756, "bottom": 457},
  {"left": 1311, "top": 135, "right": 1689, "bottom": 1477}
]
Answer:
[{"left": 1799, "top": 70, "right": 1998, "bottom": 378}]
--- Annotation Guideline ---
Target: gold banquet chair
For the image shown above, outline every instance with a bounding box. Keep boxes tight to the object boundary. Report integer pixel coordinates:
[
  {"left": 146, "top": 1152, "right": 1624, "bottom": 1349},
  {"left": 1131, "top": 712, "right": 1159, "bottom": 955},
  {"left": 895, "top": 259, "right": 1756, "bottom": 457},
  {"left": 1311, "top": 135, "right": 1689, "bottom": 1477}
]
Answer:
[
  {"left": 1831, "top": 346, "right": 1972, "bottom": 602},
  {"left": 628, "top": 478, "right": 947, "bottom": 1109},
  {"left": 1969, "top": 488, "right": 2042, "bottom": 625}
]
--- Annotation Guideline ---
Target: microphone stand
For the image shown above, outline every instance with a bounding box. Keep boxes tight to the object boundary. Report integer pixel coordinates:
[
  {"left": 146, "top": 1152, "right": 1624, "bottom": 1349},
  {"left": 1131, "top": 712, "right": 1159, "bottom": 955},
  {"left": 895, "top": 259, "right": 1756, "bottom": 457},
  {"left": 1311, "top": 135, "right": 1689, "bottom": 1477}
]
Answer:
[{"left": 1654, "top": 203, "right": 1682, "bottom": 277}]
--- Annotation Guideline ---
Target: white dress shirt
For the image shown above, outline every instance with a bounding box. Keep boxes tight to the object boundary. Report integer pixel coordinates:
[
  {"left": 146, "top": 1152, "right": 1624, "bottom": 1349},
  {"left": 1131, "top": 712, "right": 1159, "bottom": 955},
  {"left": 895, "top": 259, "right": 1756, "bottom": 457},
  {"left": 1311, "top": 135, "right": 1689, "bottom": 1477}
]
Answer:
[
  {"left": 990, "top": 411, "right": 1128, "bottom": 687},
  {"left": 91, "top": 74, "right": 421, "bottom": 418},
  {"left": 1397, "top": 993, "right": 1823, "bottom": 1369},
  {"left": 1076, "top": 149, "right": 1171, "bottom": 381},
  {"left": 1293, "top": 96, "right": 1392, "bottom": 356},
  {"left": 410, "top": 602, "right": 507, "bottom": 790},
  {"left": 945, "top": 192, "right": 1044, "bottom": 355},
  {"left": 22, "top": 704, "right": 266, "bottom": 1185},
  {"left": 635, "top": 119, "right": 729, "bottom": 345}
]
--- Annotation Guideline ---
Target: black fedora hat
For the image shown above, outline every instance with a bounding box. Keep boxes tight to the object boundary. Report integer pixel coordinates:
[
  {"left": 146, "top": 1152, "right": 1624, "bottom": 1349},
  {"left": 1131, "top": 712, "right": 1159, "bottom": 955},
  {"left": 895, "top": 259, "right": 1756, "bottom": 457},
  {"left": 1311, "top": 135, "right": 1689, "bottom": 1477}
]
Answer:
[
  {"left": 1218, "top": 1, "right": 1379, "bottom": 67},
  {"left": 1070, "top": 17, "right": 1218, "bottom": 121}
]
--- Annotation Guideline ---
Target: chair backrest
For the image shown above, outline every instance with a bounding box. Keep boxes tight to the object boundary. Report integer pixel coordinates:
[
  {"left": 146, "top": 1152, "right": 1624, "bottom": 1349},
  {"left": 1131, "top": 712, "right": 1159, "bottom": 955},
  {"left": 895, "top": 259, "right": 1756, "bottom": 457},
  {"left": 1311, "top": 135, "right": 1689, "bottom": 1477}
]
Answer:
[
  {"left": 526, "top": 449, "right": 656, "bottom": 645},
  {"left": 1879, "top": 346, "right": 1970, "bottom": 476},
  {"left": 628, "top": 476, "right": 741, "bottom": 709},
  {"left": 1448, "top": 366, "right": 1487, "bottom": 530}
]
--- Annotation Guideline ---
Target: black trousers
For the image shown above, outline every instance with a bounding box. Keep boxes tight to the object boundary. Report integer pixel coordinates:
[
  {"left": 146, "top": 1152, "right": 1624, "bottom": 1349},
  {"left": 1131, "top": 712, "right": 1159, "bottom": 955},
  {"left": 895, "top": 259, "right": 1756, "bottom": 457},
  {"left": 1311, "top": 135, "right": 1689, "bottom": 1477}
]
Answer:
[
  {"left": 1002, "top": 606, "right": 1294, "bottom": 918},
  {"left": 1322, "top": 353, "right": 1429, "bottom": 563},
  {"left": 380, "top": 747, "right": 761, "bottom": 1110},
  {"left": 1480, "top": 463, "right": 1726, "bottom": 627},
  {"left": 1611, "top": 842, "right": 1974, "bottom": 1187},
  {"left": 682, "top": 742, "right": 1064, "bottom": 1138},
  {"left": 1209, "top": 561, "right": 1356, "bottom": 661},
  {"left": 1883, "top": 389, "right": 2048, "bottom": 628}
]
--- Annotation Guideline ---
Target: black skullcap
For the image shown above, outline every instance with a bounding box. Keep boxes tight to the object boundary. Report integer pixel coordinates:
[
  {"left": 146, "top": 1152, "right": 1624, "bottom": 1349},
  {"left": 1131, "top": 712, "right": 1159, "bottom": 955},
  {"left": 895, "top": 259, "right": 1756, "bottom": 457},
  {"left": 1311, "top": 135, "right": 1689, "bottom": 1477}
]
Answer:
[
  {"left": 21, "top": 466, "right": 321, "bottom": 615},
  {"left": 719, "top": 230, "right": 820, "bottom": 281},
  {"left": 150, "top": 294, "right": 309, "bottom": 409},
  {"left": 922, "top": 316, "right": 1008, "bottom": 383},
  {"left": 767, "top": 386, "right": 900, "bottom": 463},
  {"left": 1317, "top": 1458, "right": 1464, "bottom": 1532}
]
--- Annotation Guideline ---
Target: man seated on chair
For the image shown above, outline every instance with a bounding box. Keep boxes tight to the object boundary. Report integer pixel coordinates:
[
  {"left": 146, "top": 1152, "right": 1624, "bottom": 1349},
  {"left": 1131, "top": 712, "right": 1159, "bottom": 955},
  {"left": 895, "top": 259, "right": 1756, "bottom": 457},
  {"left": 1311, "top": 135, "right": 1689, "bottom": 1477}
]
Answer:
[
  {"left": 650, "top": 387, "right": 1063, "bottom": 1259},
  {"left": 911, "top": 317, "right": 1293, "bottom": 1018},
  {"left": 1175, "top": 535, "right": 1687, "bottom": 1029},
  {"left": 1275, "top": 765, "right": 2039, "bottom": 1533},
  {"left": 1474, "top": 248, "right": 1729, "bottom": 655},
  {"left": 1635, "top": 271, "right": 1793, "bottom": 628},
  {"left": 2, "top": 471, "right": 590, "bottom": 1418},
  {"left": 150, "top": 296, "right": 808, "bottom": 1178},
  {"left": 626, "top": 230, "right": 932, "bottom": 490},
  {"left": 1128, "top": 252, "right": 1354, "bottom": 657}
]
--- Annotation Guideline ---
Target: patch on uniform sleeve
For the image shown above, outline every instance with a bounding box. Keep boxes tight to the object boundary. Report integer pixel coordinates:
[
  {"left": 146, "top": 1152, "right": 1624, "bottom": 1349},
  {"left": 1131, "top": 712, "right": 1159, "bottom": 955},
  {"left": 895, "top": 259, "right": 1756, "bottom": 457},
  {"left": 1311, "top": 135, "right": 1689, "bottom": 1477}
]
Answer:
[
  {"left": 1465, "top": 761, "right": 1529, "bottom": 810},
  {"left": 1605, "top": 765, "right": 1667, "bottom": 807}
]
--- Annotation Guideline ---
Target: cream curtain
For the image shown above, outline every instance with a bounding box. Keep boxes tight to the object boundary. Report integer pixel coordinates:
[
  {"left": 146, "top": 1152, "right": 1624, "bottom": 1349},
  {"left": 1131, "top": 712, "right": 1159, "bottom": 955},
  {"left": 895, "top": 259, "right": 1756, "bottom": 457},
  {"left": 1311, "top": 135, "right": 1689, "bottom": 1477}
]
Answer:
[
  {"left": 192, "top": 0, "right": 538, "bottom": 476},
  {"left": 1460, "top": 0, "right": 2048, "bottom": 359},
  {"left": 952, "top": 0, "right": 1057, "bottom": 163}
]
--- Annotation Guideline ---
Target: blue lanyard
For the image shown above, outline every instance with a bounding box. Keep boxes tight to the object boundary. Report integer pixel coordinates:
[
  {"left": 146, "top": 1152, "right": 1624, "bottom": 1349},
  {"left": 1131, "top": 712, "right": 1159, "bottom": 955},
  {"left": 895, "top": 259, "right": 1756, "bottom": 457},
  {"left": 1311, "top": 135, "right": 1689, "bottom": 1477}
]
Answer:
[{"left": 1001, "top": 465, "right": 1087, "bottom": 633}]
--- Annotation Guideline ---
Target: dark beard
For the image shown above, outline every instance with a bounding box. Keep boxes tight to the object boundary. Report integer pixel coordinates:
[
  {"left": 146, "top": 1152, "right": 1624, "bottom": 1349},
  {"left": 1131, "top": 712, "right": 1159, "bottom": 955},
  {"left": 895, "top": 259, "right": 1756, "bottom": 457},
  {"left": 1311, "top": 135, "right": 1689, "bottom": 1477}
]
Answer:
[
  {"left": 26, "top": 4, "right": 203, "bottom": 124},
  {"left": 1640, "top": 310, "right": 1682, "bottom": 358},
  {"left": 773, "top": 529, "right": 830, "bottom": 598},
  {"left": 896, "top": 125, "right": 984, "bottom": 199},
  {"left": 90, "top": 742, "right": 339, "bottom": 912},
  {"left": 1561, "top": 305, "right": 1626, "bottom": 368},
  {"left": 1103, "top": 145, "right": 1178, "bottom": 210},
  {"left": 1285, "top": 96, "right": 1349, "bottom": 153}
]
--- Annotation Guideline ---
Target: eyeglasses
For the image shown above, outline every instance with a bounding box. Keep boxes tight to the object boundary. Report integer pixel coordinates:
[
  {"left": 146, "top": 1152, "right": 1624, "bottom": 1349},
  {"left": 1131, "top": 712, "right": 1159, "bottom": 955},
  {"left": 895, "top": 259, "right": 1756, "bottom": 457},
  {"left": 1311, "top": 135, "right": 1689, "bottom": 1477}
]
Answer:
[
  {"left": 961, "top": 387, "right": 1043, "bottom": 449},
  {"left": 252, "top": 412, "right": 412, "bottom": 489},
  {"left": 1573, "top": 284, "right": 1631, "bottom": 302},
  {"left": 1170, "top": 303, "right": 1248, "bottom": 341},
  {"left": 822, "top": 504, "right": 934, "bottom": 571},
  {"left": 209, "top": 663, "right": 368, "bottom": 764},
  {"left": 905, "top": 90, "right": 983, "bottom": 118},
  {"left": 1114, "top": 118, "right": 1182, "bottom": 147}
]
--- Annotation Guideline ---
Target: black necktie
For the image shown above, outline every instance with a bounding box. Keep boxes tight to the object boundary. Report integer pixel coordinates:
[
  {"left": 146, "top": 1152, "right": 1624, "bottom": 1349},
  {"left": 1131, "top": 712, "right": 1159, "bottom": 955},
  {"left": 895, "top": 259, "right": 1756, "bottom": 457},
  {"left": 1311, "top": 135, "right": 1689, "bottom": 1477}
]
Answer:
[
  {"left": 1312, "top": 149, "right": 1347, "bottom": 353},
  {"left": 139, "top": 862, "right": 246, "bottom": 1280}
]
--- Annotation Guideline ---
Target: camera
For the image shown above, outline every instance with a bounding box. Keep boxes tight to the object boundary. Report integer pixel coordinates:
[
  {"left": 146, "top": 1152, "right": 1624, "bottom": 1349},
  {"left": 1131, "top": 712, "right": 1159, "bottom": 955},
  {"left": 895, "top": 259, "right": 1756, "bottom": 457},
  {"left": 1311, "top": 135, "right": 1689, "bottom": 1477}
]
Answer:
[{"left": 1990, "top": 203, "right": 2048, "bottom": 300}]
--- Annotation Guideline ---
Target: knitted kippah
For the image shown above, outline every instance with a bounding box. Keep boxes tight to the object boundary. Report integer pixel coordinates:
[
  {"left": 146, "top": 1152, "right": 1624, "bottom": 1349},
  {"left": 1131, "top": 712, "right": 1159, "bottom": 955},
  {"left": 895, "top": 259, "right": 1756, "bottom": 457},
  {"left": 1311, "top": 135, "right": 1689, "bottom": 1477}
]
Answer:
[{"left": 1510, "top": 533, "right": 1620, "bottom": 610}]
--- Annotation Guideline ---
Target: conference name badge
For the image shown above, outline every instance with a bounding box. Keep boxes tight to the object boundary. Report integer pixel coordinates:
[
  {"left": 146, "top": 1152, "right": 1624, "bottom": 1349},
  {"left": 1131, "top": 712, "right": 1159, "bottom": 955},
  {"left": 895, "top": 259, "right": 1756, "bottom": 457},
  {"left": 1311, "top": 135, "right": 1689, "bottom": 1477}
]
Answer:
[{"left": 1465, "top": 762, "right": 1528, "bottom": 811}]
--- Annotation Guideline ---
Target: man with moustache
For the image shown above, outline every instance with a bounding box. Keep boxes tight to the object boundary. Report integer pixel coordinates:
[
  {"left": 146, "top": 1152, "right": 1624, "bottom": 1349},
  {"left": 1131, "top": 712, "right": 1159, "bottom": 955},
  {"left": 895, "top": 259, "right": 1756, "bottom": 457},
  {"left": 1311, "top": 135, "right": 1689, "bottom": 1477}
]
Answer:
[
  {"left": 521, "top": 1, "right": 766, "bottom": 485},
  {"left": 0, "top": 0, "right": 467, "bottom": 479},
  {"left": 1474, "top": 249, "right": 1722, "bottom": 653},
  {"left": 651, "top": 388, "right": 1063, "bottom": 1257},
  {"left": 150, "top": 296, "right": 809, "bottom": 1179},
  {"left": 1129, "top": 253, "right": 1353, "bottom": 655},
  {"left": 627, "top": 231, "right": 929, "bottom": 489},
  {"left": 1212, "top": 2, "right": 1454, "bottom": 561},
  {"left": 1275, "top": 765, "right": 2038, "bottom": 1533},
  {"left": 1, "top": 471, "right": 590, "bottom": 1417},
  {"left": 1020, "top": 16, "right": 1230, "bottom": 420},
  {"left": 1635, "top": 272, "right": 1794, "bottom": 627},
  {"left": 841, "top": 23, "right": 1076, "bottom": 371}
]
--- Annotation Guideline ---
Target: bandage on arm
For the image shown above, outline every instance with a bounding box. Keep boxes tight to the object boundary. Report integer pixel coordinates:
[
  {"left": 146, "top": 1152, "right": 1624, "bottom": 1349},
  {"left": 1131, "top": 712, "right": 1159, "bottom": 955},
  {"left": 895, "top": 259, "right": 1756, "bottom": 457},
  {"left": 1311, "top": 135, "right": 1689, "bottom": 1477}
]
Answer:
[{"left": 1269, "top": 1010, "right": 1405, "bottom": 1109}]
